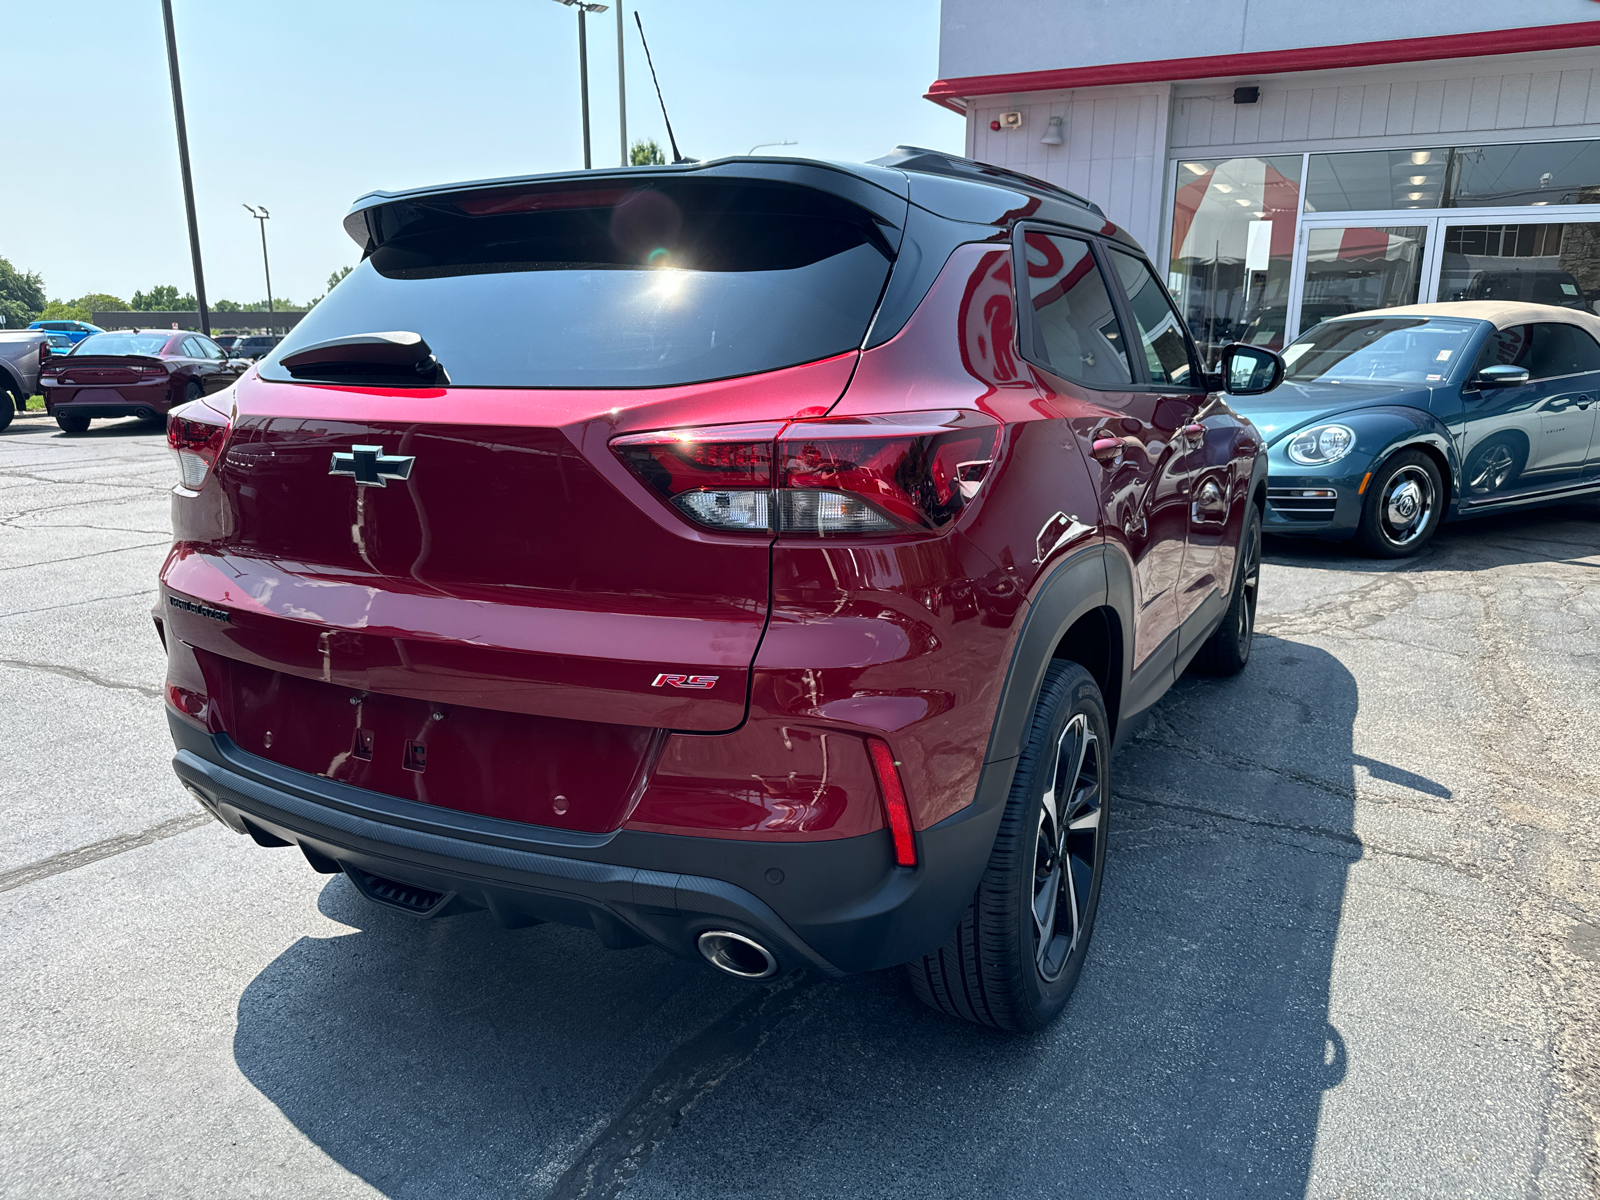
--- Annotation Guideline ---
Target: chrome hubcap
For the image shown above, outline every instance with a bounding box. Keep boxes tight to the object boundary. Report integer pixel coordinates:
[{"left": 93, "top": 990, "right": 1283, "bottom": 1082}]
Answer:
[
  {"left": 1032, "top": 714, "right": 1104, "bottom": 982},
  {"left": 1379, "top": 467, "right": 1435, "bottom": 546}
]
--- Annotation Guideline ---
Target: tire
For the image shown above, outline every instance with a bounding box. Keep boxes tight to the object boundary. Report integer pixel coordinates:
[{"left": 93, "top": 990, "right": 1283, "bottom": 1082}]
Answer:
[
  {"left": 0, "top": 398, "right": 13, "bottom": 432},
  {"left": 1462, "top": 432, "right": 1526, "bottom": 497},
  {"left": 1354, "top": 448, "right": 1444, "bottom": 559},
  {"left": 907, "top": 661, "right": 1111, "bottom": 1031},
  {"left": 55, "top": 413, "right": 90, "bottom": 434},
  {"left": 184, "top": 380, "right": 203, "bottom": 405},
  {"left": 1192, "top": 501, "right": 1261, "bottom": 676}
]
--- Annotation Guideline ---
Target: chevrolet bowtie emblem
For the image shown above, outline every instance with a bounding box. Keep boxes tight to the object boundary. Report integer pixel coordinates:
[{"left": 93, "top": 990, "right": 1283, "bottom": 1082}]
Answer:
[{"left": 329, "top": 445, "right": 415, "bottom": 487}]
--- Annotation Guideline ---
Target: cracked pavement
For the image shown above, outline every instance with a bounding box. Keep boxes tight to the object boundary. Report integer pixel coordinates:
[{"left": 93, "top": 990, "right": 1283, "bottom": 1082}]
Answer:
[{"left": 1, "top": 413, "right": 1597, "bottom": 1198}]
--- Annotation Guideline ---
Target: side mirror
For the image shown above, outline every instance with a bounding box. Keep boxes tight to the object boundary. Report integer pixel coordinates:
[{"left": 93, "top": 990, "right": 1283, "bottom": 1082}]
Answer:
[
  {"left": 1476, "top": 364, "right": 1530, "bottom": 388},
  {"left": 1210, "top": 343, "right": 1285, "bottom": 396}
]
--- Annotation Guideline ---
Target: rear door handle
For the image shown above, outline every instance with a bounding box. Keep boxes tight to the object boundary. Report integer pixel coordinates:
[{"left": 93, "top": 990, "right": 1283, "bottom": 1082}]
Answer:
[{"left": 1182, "top": 423, "right": 1206, "bottom": 445}]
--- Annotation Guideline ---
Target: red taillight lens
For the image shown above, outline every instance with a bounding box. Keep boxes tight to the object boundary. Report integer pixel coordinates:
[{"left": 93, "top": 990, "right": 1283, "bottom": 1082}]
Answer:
[
  {"left": 167, "top": 401, "right": 232, "bottom": 491},
  {"left": 777, "top": 417, "right": 998, "bottom": 534},
  {"left": 611, "top": 412, "right": 998, "bottom": 537},
  {"left": 167, "top": 684, "right": 209, "bottom": 723},
  {"left": 867, "top": 738, "right": 916, "bottom": 867},
  {"left": 138, "top": 363, "right": 169, "bottom": 378},
  {"left": 612, "top": 423, "right": 783, "bottom": 533}
]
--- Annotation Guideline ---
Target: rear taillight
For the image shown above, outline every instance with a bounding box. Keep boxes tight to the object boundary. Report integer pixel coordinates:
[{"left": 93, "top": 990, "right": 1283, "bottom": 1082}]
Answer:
[
  {"left": 138, "top": 364, "right": 169, "bottom": 378},
  {"left": 612, "top": 413, "right": 998, "bottom": 536},
  {"left": 167, "top": 401, "right": 232, "bottom": 491}
]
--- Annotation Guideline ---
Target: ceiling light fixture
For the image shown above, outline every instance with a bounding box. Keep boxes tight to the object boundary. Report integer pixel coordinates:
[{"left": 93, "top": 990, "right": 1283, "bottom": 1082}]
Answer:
[
  {"left": 1410, "top": 151, "right": 1432, "bottom": 165},
  {"left": 1408, "top": 175, "right": 1428, "bottom": 186},
  {"left": 1214, "top": 183, "right": 1234, "bottom": 193},
  {"left": 1184, "top": 162, "right": 1208, "bottom": 175}
]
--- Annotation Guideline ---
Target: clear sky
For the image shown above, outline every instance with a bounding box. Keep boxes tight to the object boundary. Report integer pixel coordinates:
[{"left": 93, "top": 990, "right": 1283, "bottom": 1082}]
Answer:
[{"left": 0, "top": 0, "right": 960, "bottom": 308}]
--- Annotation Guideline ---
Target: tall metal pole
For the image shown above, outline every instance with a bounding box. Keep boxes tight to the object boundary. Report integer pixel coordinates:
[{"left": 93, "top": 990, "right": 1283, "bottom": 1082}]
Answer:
[
  {"left": 160, "top": 0, "right": 209, "bottom": 335},
  {"left": 578, "top": 8, "right": 592, "bottom": 170},
  {"left": 616, "top": 3, "right": 627, "bottom": 166}
]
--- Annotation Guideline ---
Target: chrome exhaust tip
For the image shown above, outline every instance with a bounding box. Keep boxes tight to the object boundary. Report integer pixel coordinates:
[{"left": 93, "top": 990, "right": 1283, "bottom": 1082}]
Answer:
[{"left": 696, "top": 930, "right": 779, "bottom": 979}]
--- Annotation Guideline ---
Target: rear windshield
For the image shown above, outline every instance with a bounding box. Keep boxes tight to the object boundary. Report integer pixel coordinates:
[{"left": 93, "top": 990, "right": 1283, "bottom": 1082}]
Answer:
[
  {"left": 260, "top": 180, "right": 895, "bottom": 389},
  {"left": 1281, "top": 318, "right": 1480, "bottom": 384},
  {"left": 74, "top": 333, "right": 172, "bottom": 356}
]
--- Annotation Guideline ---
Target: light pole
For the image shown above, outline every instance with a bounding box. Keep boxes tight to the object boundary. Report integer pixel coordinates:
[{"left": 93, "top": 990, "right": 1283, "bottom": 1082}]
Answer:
[
  {"left": 615, "top": 1, "right": 627, "bottom": 166},
  {"left": 551, "top": 0, "right": 609, "bottom": 170},
  {"left": 242, "top": 205, "right": 272, "bottom": 320},
  {"left": 160, "top": 0, "right": 210, "bottom": 335}
]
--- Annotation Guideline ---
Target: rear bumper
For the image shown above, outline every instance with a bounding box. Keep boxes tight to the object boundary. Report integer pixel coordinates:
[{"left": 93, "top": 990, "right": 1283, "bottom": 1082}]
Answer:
[
  {"left": 43, "top": 380, "right": 175, "bottom": 415},
  {"left": 168, "top": 712, "right": 1006, "bottom": 976}
]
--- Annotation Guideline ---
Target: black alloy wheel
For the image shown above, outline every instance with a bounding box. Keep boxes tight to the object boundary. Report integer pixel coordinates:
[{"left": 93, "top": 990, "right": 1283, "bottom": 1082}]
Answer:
[
  {"left": 1355, "top": 448, "right": 1444, "bottom": 558},
  {"left": 908, "top": 661, "right": 1110, "bottom": 1031},
  {"left": 1193, "top": 500, "right": 1262, "bottom": 676}
]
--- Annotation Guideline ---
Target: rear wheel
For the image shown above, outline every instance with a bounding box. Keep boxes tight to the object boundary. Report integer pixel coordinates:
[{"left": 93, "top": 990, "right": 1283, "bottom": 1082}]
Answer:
[
  {"left": 1355, "top": 448, "right": 1443, "bottom": 558},
  {"left": 55, "top": 413, "right": 90, "bottom": 434},
  {"left": 907, "top": 661, "right": 1110, "bottom": 1031},
  {"left": 0, "top": 395, "right": 13, "bottom": 432},
  {"left": 1192, "top": 501, "right": 1261, "bottom": 676}
]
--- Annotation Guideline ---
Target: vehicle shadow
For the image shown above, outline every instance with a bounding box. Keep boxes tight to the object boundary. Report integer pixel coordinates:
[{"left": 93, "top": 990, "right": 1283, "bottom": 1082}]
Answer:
[
  {"left": 1264, "top": 495, "right": 1600, "bottom": 575},
  {"left": 233, "top": 636, "right": 1367, "bottom": 1199}
]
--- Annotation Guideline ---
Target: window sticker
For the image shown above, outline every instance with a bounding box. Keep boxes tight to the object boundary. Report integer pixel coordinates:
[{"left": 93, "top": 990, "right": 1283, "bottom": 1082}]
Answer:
[
  {"left": 1436, "top": 349, "right": 1453, "bottom": 361},
  {"left": 1426, "top": 373, "right": 1444, "bottom": 381}
]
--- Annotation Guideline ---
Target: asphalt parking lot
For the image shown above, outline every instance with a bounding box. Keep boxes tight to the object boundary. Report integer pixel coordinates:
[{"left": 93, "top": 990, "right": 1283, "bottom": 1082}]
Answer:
[{"left": 2, "top": 410, "right": 1598, "bottom": 1199}]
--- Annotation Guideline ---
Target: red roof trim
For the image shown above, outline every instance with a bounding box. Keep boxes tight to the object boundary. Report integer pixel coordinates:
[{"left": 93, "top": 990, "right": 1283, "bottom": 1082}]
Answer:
[{"left": 925, "top": 21, "right": 1600, "bottom": 111}]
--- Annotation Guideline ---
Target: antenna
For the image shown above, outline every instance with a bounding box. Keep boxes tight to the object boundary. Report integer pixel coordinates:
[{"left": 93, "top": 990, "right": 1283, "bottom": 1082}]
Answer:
[{"left": 633, "top": 11, "right": 686, "bottom": 163}]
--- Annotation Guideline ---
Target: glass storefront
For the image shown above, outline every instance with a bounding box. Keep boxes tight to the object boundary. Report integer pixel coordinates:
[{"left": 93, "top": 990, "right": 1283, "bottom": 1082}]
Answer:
[
  {"left": 1437, "top": 222, "right": 1600, "bottom": 311},
  {"left": 1168, "top": 155, "right": 1302, "bottom": 364},
  {"left": 1169, "top": 137, "right": 1600, "bottom": 357}
]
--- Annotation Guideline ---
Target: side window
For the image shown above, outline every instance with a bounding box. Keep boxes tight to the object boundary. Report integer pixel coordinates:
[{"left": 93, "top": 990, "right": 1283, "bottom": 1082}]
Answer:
[
  {"left": 1472, "top": 323, "right": 1600, "bottom": 380},
  {"left": 196, "top": 337, "right": 223, "bottom": 360},
  {"left": 1108, "top": 249, "right": 1198, "bottom": 386},
  {"left": 1018, "top": 231, "right": 1132, "bottom": 388},
  {"left": 180, "top": 336, "right": 204, "bottom": 359}
]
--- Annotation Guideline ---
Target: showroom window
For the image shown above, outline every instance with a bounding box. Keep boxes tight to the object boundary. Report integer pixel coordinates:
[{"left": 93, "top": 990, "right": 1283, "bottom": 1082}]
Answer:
[
  {"left": 1304, "top": 138, "right": 1600, "bottom": 212},
  {"left": 1168, "top": 155, "right": 1303, "bottom": 365}
]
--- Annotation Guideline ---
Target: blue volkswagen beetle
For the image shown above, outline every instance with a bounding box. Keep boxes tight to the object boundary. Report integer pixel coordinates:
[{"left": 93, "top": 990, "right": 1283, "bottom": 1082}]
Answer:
[{"left": 1228, "top": 301, "right": 1600, "bottom": 557}]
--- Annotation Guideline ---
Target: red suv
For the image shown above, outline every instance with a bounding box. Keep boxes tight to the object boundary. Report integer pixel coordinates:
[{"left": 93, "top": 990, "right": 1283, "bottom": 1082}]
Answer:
[{"left": 159, "top": 149, "right": 1282, "bottom": 1030}]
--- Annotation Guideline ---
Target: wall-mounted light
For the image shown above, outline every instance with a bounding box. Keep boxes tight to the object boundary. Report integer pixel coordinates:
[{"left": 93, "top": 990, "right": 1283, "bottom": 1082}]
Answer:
[
  {"left": 1411, "top": 151, "right": 1432, "bottom": 165},
  {"left": 1408, "top": 175, "right": 1427, "bottom": 186},
  {"left": 1040, "top": 115, "right": 1064, "bottom": 146}
]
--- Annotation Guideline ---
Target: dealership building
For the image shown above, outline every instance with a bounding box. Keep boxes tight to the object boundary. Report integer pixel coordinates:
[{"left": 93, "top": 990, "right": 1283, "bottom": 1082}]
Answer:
[{"left": 929, "top": 3, "right": 1600, "bottom": 361}]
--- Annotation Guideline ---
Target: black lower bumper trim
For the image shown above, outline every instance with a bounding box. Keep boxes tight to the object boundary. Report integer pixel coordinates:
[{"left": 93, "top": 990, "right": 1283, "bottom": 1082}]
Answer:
[{"left": 169, "top": 714, "right": 1009, "bottom": 976}]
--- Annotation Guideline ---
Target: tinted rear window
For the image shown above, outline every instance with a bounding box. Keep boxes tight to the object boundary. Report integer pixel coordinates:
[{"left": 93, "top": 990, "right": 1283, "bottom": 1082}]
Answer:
[
  {"left": 260, "top": 180, "right": 895, "bottom": 389},
  {"left": 75, "top": 333, "right": 172, "bottom": 356}
]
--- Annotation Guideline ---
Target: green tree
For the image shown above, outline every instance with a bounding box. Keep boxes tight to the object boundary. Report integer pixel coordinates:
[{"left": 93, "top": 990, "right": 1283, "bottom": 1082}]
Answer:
[
  {"left": 74, "top": 293, "right": 128, "bottom": 317},
  {"left": 328, "top": 266, "right": 353, "bottom": 290},
  {"left": 630, "top": 139, "right": 666, "bottom": 166},
  {"left": 212, "top": 299, "right": 243, "bottom": 312},
  {"left": 0, "top": 256, "right": 46, "bottom": 328},
  {"left": 131, "top": 285, "right": 183, "bottom": 311},
  {"left": 38, "top": 300, "right": 92, "bottom": 323}
]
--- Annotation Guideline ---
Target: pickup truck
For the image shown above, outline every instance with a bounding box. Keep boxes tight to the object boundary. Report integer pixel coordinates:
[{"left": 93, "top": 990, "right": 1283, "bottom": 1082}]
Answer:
[{"left": 0, "top": 329, "right": 47, "bottom": 430}]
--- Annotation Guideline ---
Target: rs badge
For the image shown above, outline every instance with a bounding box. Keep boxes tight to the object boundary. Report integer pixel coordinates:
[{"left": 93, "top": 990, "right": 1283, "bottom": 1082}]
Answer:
[{"left": 652, "top": 673, "right": 719, "bottom": 689}]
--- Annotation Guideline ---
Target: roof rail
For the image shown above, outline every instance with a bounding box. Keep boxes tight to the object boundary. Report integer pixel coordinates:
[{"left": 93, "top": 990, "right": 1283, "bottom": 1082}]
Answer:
[{"left": 870, "top": 145, "right": 1104, "bottom": 217}]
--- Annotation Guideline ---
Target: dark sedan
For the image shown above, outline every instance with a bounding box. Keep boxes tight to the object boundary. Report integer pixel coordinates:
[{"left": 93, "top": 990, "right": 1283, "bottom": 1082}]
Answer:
[
  {"left": 41, "top": 330, "right": 244, "bottom": 433},
  {"left": 1229, "top": 301, "right": 1600, "bottom": 556}
]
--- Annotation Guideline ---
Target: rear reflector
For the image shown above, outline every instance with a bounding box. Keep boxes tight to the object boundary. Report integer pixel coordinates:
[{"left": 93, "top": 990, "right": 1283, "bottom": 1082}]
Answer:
[
  {"left": 867, "top": 737, "right": 917, "bottom": 867},
  {"left": 612, "top": 412, "right": 998, "bottom": 537},
  {"left": 167, "top": 400, "right": 231, "bottom": 491}
]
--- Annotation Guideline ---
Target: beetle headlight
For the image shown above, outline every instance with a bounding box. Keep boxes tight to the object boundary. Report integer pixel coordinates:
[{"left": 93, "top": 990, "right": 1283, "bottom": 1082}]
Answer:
[{"left": 1286, "top": 424, "right": 1356, "bottom": 466}]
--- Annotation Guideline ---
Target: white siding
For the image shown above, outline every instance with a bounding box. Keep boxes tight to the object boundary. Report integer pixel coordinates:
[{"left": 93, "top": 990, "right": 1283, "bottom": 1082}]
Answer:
[
  {"left": 1170, "top": 54, "right": 1600, "bottom": 151},
  {"left": 939, "top": 0, "right": 1600, "bottom": 80},
  {"left": 966, "top": 88, "right": 1171, "bottom": 253}
]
